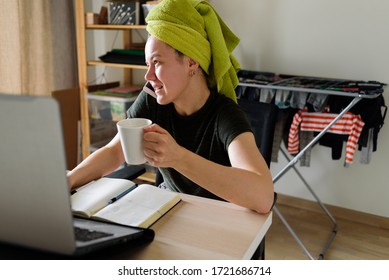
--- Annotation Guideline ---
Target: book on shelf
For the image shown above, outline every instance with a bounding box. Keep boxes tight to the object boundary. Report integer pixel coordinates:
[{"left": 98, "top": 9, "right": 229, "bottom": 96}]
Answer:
[
  {"left": 93, "top": 84, "right": 142, "bottom": 98},
  {"left": 88, "top": 81, "right": 121, "bottom": 93},
  {"left": 99, "top": 49, "right": 146, "bottom": 65},
  {"left": 71, "top": 177, "right": 181, "bottom": 228}
]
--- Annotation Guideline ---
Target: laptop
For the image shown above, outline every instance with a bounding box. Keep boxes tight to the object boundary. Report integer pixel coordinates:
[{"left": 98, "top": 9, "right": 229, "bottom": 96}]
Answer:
[{"left": 0, "top": 93, "right": 154, "bottom": 257}]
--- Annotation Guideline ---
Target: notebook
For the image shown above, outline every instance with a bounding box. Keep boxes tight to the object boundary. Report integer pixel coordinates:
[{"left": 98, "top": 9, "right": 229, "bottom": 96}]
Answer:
[{"left": 0, "top": 93, "right": 154, "bottom": 256}]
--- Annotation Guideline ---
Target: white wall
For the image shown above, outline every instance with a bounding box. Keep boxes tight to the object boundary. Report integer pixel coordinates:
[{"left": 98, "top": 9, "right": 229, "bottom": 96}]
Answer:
[{"left": 212, "top": 0, "right": 389, "bottom": 217}]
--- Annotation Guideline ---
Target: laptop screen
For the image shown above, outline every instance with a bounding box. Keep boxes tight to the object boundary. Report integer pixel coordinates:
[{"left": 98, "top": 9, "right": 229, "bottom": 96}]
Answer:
[{"left": 0, "top": 94, "right": 78, "bottom": 254}]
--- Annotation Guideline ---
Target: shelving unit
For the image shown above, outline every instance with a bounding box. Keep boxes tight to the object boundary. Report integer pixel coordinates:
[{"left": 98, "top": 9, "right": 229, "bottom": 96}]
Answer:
[{"left": 75, "top": 0, "right": 148, "bottom": 158}]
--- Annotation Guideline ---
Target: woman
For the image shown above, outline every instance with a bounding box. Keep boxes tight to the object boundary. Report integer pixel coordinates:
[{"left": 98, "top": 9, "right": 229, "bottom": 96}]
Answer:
[{"left": 68, "top": 0, "right": 274, "bottom": 213}]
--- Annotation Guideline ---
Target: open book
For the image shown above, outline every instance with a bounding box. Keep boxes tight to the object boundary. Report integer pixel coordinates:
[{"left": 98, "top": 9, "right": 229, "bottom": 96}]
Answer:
[{"left": 71, "top": 177, "right": 181, "bottom": 228}]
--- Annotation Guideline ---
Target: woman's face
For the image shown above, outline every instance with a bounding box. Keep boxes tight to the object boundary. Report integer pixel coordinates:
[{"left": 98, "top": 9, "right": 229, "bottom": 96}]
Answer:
[{"left": 144, "top": 36, "right": 192, "bottom": 105}]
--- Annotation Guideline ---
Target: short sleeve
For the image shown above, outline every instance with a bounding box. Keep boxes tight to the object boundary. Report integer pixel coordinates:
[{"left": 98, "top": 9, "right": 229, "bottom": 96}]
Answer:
[{"left": 217, "top": 98, "right": 253, "bottom": 150}]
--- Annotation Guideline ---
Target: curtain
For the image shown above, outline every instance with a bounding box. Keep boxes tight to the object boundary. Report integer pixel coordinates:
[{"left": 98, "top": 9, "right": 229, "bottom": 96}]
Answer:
[{"left": 0, "top": 0, "right": 77, "bottom": 96}]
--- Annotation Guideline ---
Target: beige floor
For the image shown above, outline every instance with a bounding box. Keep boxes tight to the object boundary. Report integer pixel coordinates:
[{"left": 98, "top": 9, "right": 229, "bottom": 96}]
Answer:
[{"left": 265, "top": 195, "right": 389, "bottom": 260}]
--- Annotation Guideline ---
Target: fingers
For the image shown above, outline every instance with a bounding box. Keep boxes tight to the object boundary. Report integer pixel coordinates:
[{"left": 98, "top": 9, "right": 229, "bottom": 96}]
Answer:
[
  {"left": 143, "top": 124, "right": 167, "bottom": 166},
  {"left": 144, "top": 127, "right": 162, "bottom": 145},
  {"left": 143, "top": 124, "right": 177, "bottom": 167},
  {"left": 143, "top": 123, "right": 166, "bottom": 134},
  {"left": 144, "top": 136, "right": 165, "bottom": 158},
  {"left": 143, "top": 124, "right": 166, "bottom": 143}
]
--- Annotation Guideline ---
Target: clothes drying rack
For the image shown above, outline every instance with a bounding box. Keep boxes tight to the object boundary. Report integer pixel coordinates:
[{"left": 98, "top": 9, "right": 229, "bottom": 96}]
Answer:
[{"left": 238, "top": 72, "right": 386, "bottom": 259}]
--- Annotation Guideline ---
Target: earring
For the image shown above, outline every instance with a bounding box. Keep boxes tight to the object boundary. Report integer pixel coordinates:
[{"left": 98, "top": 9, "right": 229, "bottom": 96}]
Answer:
[{"left": 190, "top": 70, "right": 196, "bottom": 77}]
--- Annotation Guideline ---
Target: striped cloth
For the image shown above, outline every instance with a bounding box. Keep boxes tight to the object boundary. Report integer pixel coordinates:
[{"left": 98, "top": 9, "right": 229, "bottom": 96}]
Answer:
[{"left": 288, "top": 108, "right": 365, "bottom": 164}]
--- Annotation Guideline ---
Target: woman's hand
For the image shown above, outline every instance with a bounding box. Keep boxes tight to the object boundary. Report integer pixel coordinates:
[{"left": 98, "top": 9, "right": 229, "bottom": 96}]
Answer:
[{"left": 143, "top": 124, "right": 184, "bottom": 168}]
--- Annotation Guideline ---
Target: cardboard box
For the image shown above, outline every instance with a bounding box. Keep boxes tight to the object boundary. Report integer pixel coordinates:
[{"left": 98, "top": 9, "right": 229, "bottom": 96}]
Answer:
[
  {"left": 52, "top": 88, "right": 81, "bottom": 169},
  {"left": 86, "top": 13, "right": 99, "bottom": 25}
]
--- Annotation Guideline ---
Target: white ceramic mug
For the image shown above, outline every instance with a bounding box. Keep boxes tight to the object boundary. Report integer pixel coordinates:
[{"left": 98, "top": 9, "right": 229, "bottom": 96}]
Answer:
[{"left": 117, "top": 118, "right": 152, "bottom": 165}]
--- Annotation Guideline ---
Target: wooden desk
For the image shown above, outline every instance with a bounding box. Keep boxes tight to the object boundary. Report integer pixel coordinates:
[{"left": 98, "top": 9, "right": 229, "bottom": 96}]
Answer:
[
  {"left": 114, "top": 193, "right": 272, "bottom": 260},
  {"left": 0, "top": 193, "right": 271, "bottom": 260}
]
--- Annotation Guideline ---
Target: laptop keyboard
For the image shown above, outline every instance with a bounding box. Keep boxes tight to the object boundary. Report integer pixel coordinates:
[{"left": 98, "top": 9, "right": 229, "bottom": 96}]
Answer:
[{"left": 74, "top": 227, "right": 113, "bottom": 242}]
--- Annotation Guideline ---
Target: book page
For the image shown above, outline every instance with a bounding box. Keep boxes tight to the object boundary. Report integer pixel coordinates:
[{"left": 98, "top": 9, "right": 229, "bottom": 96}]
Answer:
[
  {"left": 71, "top": 177, "right": 136, "bottom": 217},
  {"left": 92, "top": 184, "right": 181, "bottom": 228}
]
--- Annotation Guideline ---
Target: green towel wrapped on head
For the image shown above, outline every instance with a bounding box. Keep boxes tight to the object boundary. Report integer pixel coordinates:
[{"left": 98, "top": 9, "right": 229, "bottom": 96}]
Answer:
[{"left": 146, "top": 0, "right": 241, "bottom": 102}]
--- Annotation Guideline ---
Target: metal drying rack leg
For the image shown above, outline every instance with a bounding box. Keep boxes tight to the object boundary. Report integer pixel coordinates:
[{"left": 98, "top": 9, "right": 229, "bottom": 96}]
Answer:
[
  {"left": 275, "top": 148, "right": 338, "bottom": 260},
  {"left": 272, "top": 97, "right": 362, "bottom": 259}
]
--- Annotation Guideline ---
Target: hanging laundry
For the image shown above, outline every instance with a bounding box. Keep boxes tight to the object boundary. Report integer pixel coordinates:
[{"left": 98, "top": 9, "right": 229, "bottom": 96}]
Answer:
[
  {"left": 236, "top": 69, "right": 386, "bottom": 166},
  {"left": 288, "top": 108, "right": 365, "bottom": 166}
]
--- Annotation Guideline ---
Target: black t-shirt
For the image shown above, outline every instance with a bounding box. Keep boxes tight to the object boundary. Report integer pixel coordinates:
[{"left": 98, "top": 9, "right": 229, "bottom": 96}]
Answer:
[{"left": 127, "top": 90, "right": 252, "bottom": 200}]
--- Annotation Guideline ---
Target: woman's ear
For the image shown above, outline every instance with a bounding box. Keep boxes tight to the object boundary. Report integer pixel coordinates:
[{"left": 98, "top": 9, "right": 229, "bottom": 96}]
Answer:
[
  {"left": 188, "top": 58, "right": 200, "bottom": 70},
  {"left": 187, "top": 58, "right": 200, "bottom": 77}
]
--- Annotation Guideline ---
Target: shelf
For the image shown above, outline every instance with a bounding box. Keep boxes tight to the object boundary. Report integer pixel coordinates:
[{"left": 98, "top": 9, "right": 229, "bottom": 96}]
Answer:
[
  {"left": 86, "top": 24, "right": 147, "bottom": 30},
  {"left": 88, "top": 60, "right": 148, "bottom": 70},
  {"left": 75, "top": 0, "right": 148, "bottom": 158}
]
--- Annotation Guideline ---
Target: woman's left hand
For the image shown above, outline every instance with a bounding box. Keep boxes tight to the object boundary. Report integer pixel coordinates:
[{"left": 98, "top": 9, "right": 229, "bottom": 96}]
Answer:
[{"left": 143, "top": 124, "right": 184, "bottom": 168}]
